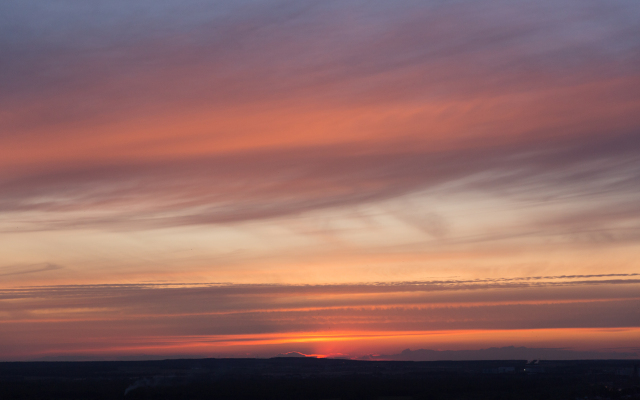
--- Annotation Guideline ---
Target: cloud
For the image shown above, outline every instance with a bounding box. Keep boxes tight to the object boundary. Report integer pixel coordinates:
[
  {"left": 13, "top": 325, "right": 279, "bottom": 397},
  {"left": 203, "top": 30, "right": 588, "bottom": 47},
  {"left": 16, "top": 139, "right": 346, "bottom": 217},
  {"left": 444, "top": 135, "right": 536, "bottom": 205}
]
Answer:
[
  {"left": 3, "top": 0, "right": 639, "bottom": 109},
  {"left": 1, "top": 1, "right": 639, "bottom": 138},
  {"left": 0, "top": 263, "right": 63, "bottom": 276},
  {"left": 365, "top": 346, "right": 639, "bottom": 361},
  {"left": 2, "top": 275, "right": 640, "bottom": 334},
  {"left": 2, "top": 274, "right": 639, "bottom": 360},
  {"left": 1, "top": 1, "right": 639, "bottom": 248},
  {"left": 1, "top": 130, "right": 639, "bottom": 235},
  {"left": 1, "top": 0, "right": 640, "bottom": 361}
]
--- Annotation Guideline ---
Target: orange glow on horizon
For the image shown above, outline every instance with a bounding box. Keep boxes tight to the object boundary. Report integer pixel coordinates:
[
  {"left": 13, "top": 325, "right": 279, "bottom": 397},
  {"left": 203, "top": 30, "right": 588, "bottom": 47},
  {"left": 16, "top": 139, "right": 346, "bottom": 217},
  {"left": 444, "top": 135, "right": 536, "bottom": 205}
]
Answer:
[{"left": 7, "top": 328, "right": 640, "bottom": 361}]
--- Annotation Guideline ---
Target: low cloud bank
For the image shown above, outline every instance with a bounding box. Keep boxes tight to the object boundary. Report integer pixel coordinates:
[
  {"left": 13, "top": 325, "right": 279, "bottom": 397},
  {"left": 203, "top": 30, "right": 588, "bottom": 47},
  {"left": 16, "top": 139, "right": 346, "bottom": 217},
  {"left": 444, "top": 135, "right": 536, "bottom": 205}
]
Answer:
[{"left": 364, "top": 346, "right": 639, "bottom": 361}]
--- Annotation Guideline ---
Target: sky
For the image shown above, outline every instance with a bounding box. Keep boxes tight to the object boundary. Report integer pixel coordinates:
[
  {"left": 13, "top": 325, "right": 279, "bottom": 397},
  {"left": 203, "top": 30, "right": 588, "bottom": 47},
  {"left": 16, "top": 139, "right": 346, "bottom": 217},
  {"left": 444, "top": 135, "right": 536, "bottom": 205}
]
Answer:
[{"left": 1, "top": 0, "right": 640, "bottom": 361}]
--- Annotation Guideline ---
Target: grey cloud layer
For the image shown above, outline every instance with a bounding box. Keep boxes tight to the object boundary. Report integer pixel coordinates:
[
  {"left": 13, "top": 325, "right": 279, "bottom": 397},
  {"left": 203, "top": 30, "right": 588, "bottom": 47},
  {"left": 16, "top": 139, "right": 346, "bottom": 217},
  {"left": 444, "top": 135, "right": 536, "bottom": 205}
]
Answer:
[
  {"left": 1, "top": 0, "right": 638, "bottom": 127},
  {"left": 3, "top": 275, "right": 640, "bottom": 320},
  {"left": 3, "top": 276, "right": 639, "bottom": 358}
]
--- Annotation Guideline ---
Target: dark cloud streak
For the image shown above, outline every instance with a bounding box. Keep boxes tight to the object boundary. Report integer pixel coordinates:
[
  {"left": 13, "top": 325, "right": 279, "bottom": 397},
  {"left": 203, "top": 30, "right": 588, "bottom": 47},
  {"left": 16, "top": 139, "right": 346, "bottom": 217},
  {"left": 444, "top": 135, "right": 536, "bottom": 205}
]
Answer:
[
  {"left": 2, "top": 277, "right": 640, "bottom": 339},
  {"left": 0, "top": 263, "right": 63, "bottom": 277}
]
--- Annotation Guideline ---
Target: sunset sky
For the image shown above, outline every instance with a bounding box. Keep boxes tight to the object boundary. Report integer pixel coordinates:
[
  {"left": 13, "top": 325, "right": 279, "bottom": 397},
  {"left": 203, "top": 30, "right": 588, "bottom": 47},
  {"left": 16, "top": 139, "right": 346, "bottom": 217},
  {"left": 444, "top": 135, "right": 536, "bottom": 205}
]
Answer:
[{"left": 1, "top": 0, "right": 640, "bottom": 361}]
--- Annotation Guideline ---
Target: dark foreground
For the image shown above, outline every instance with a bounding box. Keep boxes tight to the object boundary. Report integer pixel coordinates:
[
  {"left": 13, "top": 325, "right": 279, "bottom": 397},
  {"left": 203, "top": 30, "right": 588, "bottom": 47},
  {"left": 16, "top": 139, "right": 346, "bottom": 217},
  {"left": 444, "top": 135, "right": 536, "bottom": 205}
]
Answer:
[{"left": 1, "top": 358, "right": 639, "bottom": 399}]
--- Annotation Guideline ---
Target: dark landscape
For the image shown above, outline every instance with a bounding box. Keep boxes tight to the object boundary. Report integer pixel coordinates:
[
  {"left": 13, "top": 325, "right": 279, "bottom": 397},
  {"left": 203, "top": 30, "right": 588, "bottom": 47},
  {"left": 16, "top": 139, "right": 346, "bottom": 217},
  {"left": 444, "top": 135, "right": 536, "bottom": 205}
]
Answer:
[{"left": 1, "top": 358, "right": 639, "bottom": 400}]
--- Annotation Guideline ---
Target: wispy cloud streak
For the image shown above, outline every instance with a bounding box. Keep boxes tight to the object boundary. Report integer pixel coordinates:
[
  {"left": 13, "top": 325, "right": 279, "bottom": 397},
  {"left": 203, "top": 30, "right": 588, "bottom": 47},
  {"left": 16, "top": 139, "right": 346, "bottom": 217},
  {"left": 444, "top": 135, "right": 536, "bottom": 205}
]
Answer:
[{"left": 1, "top": 131, "right": 639, "bottom": 232}]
